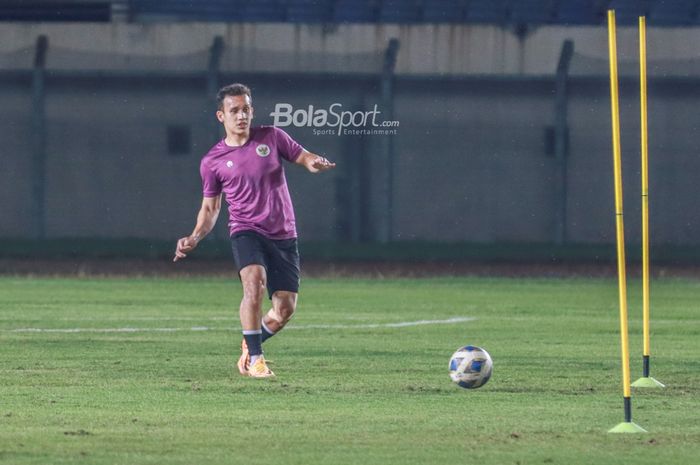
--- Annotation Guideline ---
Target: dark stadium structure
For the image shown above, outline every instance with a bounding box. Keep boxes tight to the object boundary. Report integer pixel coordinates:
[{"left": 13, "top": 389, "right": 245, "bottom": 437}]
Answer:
[
  {"left": 3, "top": 0, "right": 700, "bottom": 263},
  {"left": 1, "top": 0, "right": 700, "bottom": 26}
]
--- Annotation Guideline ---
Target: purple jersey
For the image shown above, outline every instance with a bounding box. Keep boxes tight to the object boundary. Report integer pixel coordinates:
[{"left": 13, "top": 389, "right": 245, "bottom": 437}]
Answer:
[{"left": 200, "top": 126, "right": 304, "bottom": 239}]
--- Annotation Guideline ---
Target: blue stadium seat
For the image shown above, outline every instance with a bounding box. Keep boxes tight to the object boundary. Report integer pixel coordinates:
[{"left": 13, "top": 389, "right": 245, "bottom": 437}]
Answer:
[
  {"left": 511, "top": 0, "right": 554, "bottom": 24},
  {"left": 378, "top": 0, "right": 420, "bottom": 23},
  {"left": 648, "top": 0, "right": 695, "bottom": 26},
  {"left": 287, "top": 0, "right": 332, "bottom": 23},
  {"left": 422, "top": 0, "right": 464, "bottom": 23},
  {"left": 465, "top": 0, "right": 508, "bottom": 24},
  {"left": 333, "top": 0, "right": 377, "bottom": 23},
  {"left": 556, "top": 0, "right": 601, "bottom": 25}
]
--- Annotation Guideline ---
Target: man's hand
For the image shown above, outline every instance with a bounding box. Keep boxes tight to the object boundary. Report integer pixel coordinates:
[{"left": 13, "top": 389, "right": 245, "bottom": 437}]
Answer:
[
  {"left": 296, "top": 150, "right": 336, "bottom": 173},
  {"left": 307, "top": 154, "right": 336, "bottom": 173},
  {"left": 310, "top": 155, "right": 336, "bottom": 172},
  {"left": 173, "top": 235, "right": 200, "bottom": 262},
  {"left": 174, "top": 197, "right": 220, "bottom": 263}
]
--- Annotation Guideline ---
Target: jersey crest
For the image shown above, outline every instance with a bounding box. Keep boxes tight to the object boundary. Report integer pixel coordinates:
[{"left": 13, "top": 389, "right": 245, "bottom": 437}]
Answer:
[{"left": 256, "top": 144, "right": 271, "bottom": 157}]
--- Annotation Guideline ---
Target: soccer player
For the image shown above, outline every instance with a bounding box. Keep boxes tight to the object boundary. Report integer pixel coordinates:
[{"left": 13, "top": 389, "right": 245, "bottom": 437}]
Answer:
[{"left": 173, "top": 83, "right": 335, "bottom": 378}]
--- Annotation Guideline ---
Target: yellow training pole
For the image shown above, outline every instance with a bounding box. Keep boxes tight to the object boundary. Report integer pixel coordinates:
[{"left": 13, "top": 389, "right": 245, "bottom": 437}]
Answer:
[
  {"left": 608, "top": 8, "right": 631, "bottom": 403},
  {"left": 640, "top": 15, "right": 650, "bottom": 365},
  {"left": 607, "top": 10, "right": 646, "bottom": 433},
  {"left": 632, "top": 16, "right": 665, "bottom": 389}
]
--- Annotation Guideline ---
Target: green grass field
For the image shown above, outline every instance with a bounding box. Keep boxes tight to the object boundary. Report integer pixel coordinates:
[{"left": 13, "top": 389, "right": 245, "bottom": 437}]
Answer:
[{"left": 1, "top": 275, "right": 698, "bottom": 464}]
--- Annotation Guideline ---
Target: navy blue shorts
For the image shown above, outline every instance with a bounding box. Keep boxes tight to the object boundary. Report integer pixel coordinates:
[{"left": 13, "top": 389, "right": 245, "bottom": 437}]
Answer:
[{"left": 230, "top": 230, "right": 300, "bottom": 299}]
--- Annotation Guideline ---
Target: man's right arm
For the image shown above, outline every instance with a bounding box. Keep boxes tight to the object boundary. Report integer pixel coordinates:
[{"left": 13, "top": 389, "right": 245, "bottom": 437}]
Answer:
[{"left": 173, "top": 195, "right": 222, "bottom": 262}]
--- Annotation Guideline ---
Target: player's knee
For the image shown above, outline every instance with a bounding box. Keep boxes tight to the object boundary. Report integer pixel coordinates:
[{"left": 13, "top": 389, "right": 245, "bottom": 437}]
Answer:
[
  {"left": 240, "top": 266, "right": 266, "bottom": 304},
  {"left": 242, "top": 279, "right": 266, "bottom": 305}
]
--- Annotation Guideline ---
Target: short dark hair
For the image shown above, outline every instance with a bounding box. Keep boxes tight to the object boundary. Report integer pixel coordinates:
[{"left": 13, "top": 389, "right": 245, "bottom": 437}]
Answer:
[{"left": 216, "top": 83, "right": 252, "bottom": 110}]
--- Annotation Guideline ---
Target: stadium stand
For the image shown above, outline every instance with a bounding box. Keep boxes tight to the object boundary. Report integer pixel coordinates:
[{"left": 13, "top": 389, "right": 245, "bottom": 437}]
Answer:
[
  {"left": 556, "top": 0, "right": 602, "bottom": 25},
  {"left": 378, "top": 0, "right": 421, "bottom": 23},
  {"left": 510, "top": 0, "right": 555, "bottom": 24},
  {"left": 241, "top": 0, "right": 286, "bottom": 22},
  {"left": 608, "top": 0, "right": 650, "bottom": 24},
  {"left": 0, "top": 0, "right": 699, "bottom": 26},
  {"left": 0, "top": 0, "right": 113, "bottom": 22},
  {"left": 422, "top": 0, "right": 464, "bottom": 23},
  {"left": 648, "top": 0, "right": 697, "bottom": 25},
  {"left": 465, "top": 0, "right": 510, "bottom": 24},
  {"left": 333, "top": 0, "right": 377, "bottom": 22},
  {"left": 287, "top": 0, "right": 333, "bottom": 23}
]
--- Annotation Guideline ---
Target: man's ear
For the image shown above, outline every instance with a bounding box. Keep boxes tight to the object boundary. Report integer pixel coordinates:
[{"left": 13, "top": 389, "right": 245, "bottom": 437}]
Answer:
[{"left": 216, "top": 110, "right": 224, "bottom": 123}]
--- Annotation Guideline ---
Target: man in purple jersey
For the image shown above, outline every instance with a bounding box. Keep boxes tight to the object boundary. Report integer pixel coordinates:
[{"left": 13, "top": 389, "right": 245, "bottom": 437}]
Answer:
[{"left": 173, "top": 83, "right": 335, "bottom": 378}]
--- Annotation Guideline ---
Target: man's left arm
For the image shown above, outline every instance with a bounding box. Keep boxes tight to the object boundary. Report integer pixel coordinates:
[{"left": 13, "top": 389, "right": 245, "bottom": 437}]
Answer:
[{"left": 295, "top": 150, "right": 336, "bottom": 173}]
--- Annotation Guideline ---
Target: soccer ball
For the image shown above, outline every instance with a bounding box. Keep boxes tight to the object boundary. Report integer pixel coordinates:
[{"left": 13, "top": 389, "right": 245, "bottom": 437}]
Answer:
[{"left": 449, "top": 345, "right": 493, "bottom": 389}]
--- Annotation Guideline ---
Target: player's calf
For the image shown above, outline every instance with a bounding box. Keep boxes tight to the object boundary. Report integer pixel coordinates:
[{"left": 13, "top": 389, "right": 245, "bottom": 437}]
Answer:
[{"left": 262, "top": 305, "right": 295, "bottom": 341}]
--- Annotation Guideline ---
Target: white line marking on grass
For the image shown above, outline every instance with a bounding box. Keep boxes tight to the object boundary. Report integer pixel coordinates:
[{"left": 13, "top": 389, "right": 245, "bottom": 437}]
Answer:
[
  {"left": 285, "top": 316, "right": 476, "bottom": 330},
  {"left": 0, "top": 316, "right": 237, "bottom": 322},
  {"left": 3, "top": 317, "right": 476, "bottom": 334}
]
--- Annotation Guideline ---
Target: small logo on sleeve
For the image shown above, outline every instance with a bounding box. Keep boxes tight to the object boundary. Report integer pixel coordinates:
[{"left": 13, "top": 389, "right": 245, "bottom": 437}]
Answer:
[
  {"left": 256, "top": 144, "right": 270, "bottom": 157},
  {"left": 226, "top": 160, "right": 234, "bottom": 168}
]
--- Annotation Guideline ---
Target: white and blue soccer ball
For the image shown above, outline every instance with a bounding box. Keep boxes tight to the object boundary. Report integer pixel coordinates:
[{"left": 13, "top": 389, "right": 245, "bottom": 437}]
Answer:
[{"left": 449, "top": 345, "right": 493, "bottom": 389}]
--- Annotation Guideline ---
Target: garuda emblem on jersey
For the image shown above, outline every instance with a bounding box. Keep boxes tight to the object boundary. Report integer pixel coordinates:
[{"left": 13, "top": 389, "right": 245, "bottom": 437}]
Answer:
[{"left": 256, "top": 144, "right": 271, "bottom": 157}]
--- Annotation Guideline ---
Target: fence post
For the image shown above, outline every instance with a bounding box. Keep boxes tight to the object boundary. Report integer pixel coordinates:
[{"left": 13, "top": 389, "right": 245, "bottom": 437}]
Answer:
[
  {"left": 207, "top": 36, "right": 224, "bottom": 142},
  {"left": 31, "top": 35, "right": 48, "bottom": 239},
  {"left": 378, "top": 38, "right": 399, "bottom": 243},
  {"left": 554, "top": 39, "right": 574, "bottom": 244},
  {"left": 206, "top": 36, "right": 225, "bottom": 240}
]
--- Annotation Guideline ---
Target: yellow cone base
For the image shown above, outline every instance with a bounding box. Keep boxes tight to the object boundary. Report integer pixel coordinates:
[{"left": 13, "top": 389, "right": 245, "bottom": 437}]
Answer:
[
  {"left": 608, "top": 422, "right": 648, "bottom": 433},
  {"left": 632, "top": 376, "right": 665, "bottom": 388}
]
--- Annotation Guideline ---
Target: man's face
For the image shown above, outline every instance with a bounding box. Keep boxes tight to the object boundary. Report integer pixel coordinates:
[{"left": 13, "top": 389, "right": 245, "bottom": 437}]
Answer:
[{"left": 217, "top": 94, "right": 253, "bottom": 137}]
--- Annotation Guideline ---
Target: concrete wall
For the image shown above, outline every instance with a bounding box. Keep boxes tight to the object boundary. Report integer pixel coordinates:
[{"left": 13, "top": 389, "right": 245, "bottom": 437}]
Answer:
[
  {"left": 391, "top": 78, "right": 557, "bottom": 242},
  {"left": 2, "top": 71, "right": 699, "bottom": 245},
  {"left": 0, "top": 80, "right": 33, "bottom": 236},
  {"left": 567, "top": 79, "right": 700, "bottom": 246},
  {"left": 3, "top": 22, "right": 700, "bottom": 75},
  {"left": 1, "top": 22, "right": 699, "bottom": 245}
]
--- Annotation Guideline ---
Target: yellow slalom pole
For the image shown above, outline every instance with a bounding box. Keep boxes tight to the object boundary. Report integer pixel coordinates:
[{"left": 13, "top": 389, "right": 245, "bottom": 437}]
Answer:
[
  {"left": 607, "top": 10, "right": 645, "bottom": 433},
  {"left": 607, "top": 9, "right": 631, "bottom": 402},
  {"left": 640, "top": 15, "right": 650, "bottom": 363},
  {"left": 632, "top": 16, "right": 665, "bottom": 389}
]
